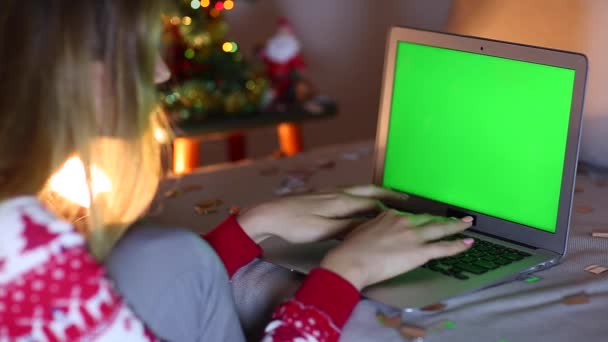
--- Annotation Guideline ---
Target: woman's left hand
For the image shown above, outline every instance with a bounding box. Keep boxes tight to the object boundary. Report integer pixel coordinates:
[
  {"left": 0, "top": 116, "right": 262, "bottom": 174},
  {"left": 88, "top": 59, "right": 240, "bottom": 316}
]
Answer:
[{"left": 236, "top": 185, "right": 407, "bottom": 243}]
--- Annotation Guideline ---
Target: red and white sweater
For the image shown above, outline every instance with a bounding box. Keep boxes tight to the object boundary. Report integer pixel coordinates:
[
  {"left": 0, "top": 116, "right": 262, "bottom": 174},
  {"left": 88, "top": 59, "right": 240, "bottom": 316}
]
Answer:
[{"left": 0, "top": 197, "right": 360, "bottom": 341}]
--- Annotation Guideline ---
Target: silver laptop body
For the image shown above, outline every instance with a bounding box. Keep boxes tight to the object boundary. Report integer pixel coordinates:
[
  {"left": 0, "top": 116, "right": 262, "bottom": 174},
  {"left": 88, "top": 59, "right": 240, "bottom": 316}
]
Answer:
[{"left": 262, "top": 26, "right": 588, "bottom": 310}]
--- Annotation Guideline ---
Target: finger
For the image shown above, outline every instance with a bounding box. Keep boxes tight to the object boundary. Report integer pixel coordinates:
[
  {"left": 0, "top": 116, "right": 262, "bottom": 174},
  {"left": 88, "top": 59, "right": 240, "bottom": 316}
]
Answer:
[
  {"left": 422, "top": 239, "right": 474, "bottom": 260},
  {"left": 318, "top": 194, "right": 385, "bottom": 218},
  {"left": 414, "top": 217, "right": 473, "bottom": 241},
  {"left": 342, "top": 184, "right": 408, "bottom": 202},
  {"left": 399, "top": 213, "right": 455, "bottom": 227}
]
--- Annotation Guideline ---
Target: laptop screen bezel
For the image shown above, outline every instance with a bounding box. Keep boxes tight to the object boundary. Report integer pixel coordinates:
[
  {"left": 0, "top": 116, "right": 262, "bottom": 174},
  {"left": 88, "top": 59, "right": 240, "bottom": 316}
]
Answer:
[{"left": 373, "top": 26, "right": 587, "bottom": 256}]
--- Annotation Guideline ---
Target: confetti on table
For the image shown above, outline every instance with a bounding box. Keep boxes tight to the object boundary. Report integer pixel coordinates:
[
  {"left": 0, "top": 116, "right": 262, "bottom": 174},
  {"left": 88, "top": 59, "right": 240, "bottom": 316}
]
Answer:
[
  {"left": 358, "top": 146, "right": 373, "bottom": 156},
  {"left": 585, "top": 264, "right": 608, "bottom": 275},
  {"left": 574, "top": 186, "right": 584, "bottom": 193},
  {"left": 275, "top": 171, "right": 314, "bottom": 196},
  {"left": 595, "top": 179, "right": 608, "bottom": 187},
  {"left": 229, "top": 206, "right": 241, "bottom": 215},
  {"left": 562, "top": 292, "right": 590, "bottom": 305},
  {"left": 375, "top": 311, "right": 401, "bottom": 328},
  {"left": 399, "top": 323, "right": 427, "bottom": 339},
  {"left": 524, "top": 275, "right": 542, "bottom": 283},
  {"left": 164, "top": 189, "right": 182, "bottom": 198},
  {"left": 591, "top": 231, "right": 608, "bottom": 238},
  {"left": 164, "top": 184, "right": 203, "bottom": 198},
  {"left": 340, "top": 152, "right": 360, "bottom": 161},
  {"left": 194, "top": 199, "right": 223, "bottom": 215},
  {"left": 304, "top": 101, "right": 324, "bottom": 114},
  {"left": 441, "top": 320, "right": 457, "bottom": 330},
  {"left": 575, "top": 206, "right": 594, "bottom": 214},
  {"left": 315, "top": 159, "right": 335, "bottom": 170},
  {"left": 420, "top": 302, "right": 446, "bottom": 312}
]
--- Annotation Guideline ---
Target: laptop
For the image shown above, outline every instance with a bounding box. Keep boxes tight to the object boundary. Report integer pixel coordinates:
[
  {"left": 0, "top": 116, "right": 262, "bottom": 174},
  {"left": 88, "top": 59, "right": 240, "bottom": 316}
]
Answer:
[{"left": 261, "top": 26, "right": 588, "bottom": 309}]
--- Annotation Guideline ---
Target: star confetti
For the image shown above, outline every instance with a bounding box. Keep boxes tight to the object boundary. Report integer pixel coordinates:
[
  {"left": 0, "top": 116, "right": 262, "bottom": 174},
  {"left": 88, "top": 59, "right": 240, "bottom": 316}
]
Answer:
[
  {"left": 315, "top": 159, "right": 335, "bottom": 170},
  {"left": 591, "top": 230, "right": 608, "bottom": 238},
  {"left": 194, "top": 199, "right": 223, "bottom": 215},
  {"left": 562, "top": 292, "right": 590, "bottom": 305},
  {"left": 575, "top": 206, "right": 594, "bottom": 214},
  {"left": 376, "top": 311, "right": 401, "bottom": 328},
  {"left": 584, "top": 264, "right": 608, "bottom": 275},
  {"left": 164, "top": 184, "right": 204, "bottom": 198},
  {"left": 523, "top": 275, "right": 542, "bottom": 283},
  {"left": 164, "top": 189, "right": 182, "bottom": 198},
  {"left": 420, "top": 303, "right": 446, "bottom": 312},
  {"left": 399, "top": 323, "right": 427, "bottom": 339}
]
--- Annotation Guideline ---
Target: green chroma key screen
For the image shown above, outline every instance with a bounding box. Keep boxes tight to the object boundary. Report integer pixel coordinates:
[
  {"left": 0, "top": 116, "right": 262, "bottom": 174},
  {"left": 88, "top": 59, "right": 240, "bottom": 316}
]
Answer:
[{"left": 382, "top": 41, "right": 576, "bottom": 233}]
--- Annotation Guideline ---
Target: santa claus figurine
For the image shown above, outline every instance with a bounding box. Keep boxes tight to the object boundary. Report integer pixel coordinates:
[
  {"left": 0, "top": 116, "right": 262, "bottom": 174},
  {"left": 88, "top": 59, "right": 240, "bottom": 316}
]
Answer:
[{"left": 262, "top": 18, "right": 314, "bottom": 105}]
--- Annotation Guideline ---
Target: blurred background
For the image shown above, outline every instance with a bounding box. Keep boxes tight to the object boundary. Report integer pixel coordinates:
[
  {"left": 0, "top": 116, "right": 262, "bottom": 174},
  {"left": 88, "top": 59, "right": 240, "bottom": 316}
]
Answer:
[{"left": 166, "top": 0, "right": 608, "bottom": 170}]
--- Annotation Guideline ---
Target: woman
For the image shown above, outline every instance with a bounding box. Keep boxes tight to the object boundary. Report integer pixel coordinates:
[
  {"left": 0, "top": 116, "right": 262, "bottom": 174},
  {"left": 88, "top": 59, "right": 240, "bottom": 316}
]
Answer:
[{"left": 0, "top": 1, "right": 474, "bottom": 341}]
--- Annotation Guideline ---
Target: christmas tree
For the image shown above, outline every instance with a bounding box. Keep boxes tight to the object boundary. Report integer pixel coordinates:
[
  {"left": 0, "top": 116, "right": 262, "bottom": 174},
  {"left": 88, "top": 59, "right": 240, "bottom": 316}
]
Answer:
[{"left": 161, "top": 0, "right": 269, "bottom": 124}]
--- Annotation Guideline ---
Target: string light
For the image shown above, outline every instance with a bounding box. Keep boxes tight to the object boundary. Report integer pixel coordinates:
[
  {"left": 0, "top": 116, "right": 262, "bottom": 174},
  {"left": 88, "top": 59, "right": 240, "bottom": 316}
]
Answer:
[
  {"left": 201, "top": 0, "right": 210, "bottom": 7},
  {"left": 222, "top": 41, "right": 238, "bottom": 53},
  {"left": 190, "top": 0, "right": 200, "bottom": 9},
  {"left": 184, "top": 48, "right": 195, "bottom": 59},
  {"left": 214, "top": 1, "right": 224, "bottom": 10},
  {"left": 224, "top": 0, "right": 234, "bottom": 10},
  {"left": 182, "top": 16, "right": 192, "bottom": 26},
  {"left": 170, "top": 16, "right": 181, "bottom": 25}
]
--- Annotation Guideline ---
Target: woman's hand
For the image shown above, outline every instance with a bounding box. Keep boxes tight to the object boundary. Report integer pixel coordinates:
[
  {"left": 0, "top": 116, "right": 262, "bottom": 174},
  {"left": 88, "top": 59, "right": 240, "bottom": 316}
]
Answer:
[
  {"left": 320, "top": 210, "right": 474, "bottom": 290},
  {"left": 236, "top": 185, "right": 407, "bottom": 243}
]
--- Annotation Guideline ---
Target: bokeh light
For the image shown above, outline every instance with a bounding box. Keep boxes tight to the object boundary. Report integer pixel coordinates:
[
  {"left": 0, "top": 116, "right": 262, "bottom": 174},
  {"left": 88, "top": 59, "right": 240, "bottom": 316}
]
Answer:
[
  {"left": 224, "top": 1, "right": 234, "bottom": 10},
  {"left": 170, "top": 16, "right": 181, "bottom": 25},
  {"left": 184, "top": 48, "right": 195, "bottom": 59},
  {"left": 222, "top": 41, "right": 238, "bottom": 53}
]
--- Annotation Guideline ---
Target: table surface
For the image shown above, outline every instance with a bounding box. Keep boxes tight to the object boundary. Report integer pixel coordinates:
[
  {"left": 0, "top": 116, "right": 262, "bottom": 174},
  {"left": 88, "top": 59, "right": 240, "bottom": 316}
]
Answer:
[{"left": 147, "top": 141, "right": 608, "bottom": 342}]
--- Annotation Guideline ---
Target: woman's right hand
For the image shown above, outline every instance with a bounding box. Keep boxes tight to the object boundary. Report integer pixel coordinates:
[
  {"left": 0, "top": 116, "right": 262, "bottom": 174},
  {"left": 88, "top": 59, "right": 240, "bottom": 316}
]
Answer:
[{"left": 320, "top": 210, "right": 475, "bottom": 290}]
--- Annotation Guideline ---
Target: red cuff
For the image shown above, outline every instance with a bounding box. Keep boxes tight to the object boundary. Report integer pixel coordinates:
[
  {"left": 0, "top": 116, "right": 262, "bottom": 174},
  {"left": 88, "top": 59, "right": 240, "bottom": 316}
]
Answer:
[
  {"left": 203, "top": 215, "right": 262, "bottom": 277},
  {"left": 294, "top": 268, "right": 361, "bottom": 328}
]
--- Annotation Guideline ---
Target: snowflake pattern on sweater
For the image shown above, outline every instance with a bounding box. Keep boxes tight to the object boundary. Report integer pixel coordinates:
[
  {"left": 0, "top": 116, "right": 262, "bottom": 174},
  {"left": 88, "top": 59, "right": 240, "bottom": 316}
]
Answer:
[{"left": 0, "top": 197, "right": 156, "bottom": 341}]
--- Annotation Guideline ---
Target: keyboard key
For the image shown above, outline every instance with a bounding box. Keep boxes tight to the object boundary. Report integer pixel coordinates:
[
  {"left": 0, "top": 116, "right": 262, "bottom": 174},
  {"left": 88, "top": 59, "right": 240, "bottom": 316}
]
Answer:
[
  {"left": 474, "top": 260, "right": 499, "bottom": 270},
  {"left": 503, "top": 253, "right": 524, "bottom": 261},
  {"left": 455, "top": 263, "right": 488, "bottom": 275},
  {"left": 494, "top": 257, "right": 512, "bottom": 265},
  {"left": 452, "top": 273, "right": 469, "bottom": 280},
  {"left": 422, "top": 235, "right": 532, "bottom": 279}
]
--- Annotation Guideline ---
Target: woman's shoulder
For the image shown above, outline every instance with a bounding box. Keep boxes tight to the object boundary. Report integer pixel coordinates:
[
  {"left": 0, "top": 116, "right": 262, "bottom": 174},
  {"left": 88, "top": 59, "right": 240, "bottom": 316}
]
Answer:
[
  {"left": 0, "top": 196, "right": 156, "bottom": 341},
  {"left": 0, "top": 196, "right": 84, "bottom": 276}
]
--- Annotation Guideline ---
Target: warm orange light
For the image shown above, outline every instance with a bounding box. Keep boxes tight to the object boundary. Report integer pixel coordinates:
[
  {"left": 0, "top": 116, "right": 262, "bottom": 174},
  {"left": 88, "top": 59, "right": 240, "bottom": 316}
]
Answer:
[
  {"left": 224, "top": 0, "right": 234, "bottom": 10},
  {"left": 182, "top": 16, "right": 192, "bottom": 26},
  {"left": 201, "top": 0, "right": 210, "bottom": 7},
  {"left": 170, "top": 16, "right": 181, "bottom": 25},
  {"left": 49, "top": 157, "right": 112, "bottom": 208}
]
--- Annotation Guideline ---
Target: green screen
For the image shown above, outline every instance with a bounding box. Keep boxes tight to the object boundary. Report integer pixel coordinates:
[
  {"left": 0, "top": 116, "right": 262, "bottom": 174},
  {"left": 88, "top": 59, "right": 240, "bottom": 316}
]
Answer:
[{"left": 382, "top": 41, "right": 576, "bottom": 233}]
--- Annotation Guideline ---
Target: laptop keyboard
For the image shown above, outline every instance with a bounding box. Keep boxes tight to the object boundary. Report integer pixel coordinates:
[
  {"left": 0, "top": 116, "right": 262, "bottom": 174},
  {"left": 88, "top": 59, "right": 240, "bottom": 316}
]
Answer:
[{"left": 421, "top": 234, "right": 532, "bottom": 280}]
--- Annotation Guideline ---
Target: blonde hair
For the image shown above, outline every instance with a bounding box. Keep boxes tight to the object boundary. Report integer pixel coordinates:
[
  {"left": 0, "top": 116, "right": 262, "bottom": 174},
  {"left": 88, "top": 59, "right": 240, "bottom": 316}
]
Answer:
[{"left": 0, "top": 0, "right": 169, "bottom": 259}]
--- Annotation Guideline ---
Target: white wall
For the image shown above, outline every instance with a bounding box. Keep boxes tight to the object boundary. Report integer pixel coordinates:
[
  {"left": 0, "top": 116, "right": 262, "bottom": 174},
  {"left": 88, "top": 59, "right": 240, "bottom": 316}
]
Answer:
[{"left": 200, "top": 0, "right": 452, "bottom": 164}]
